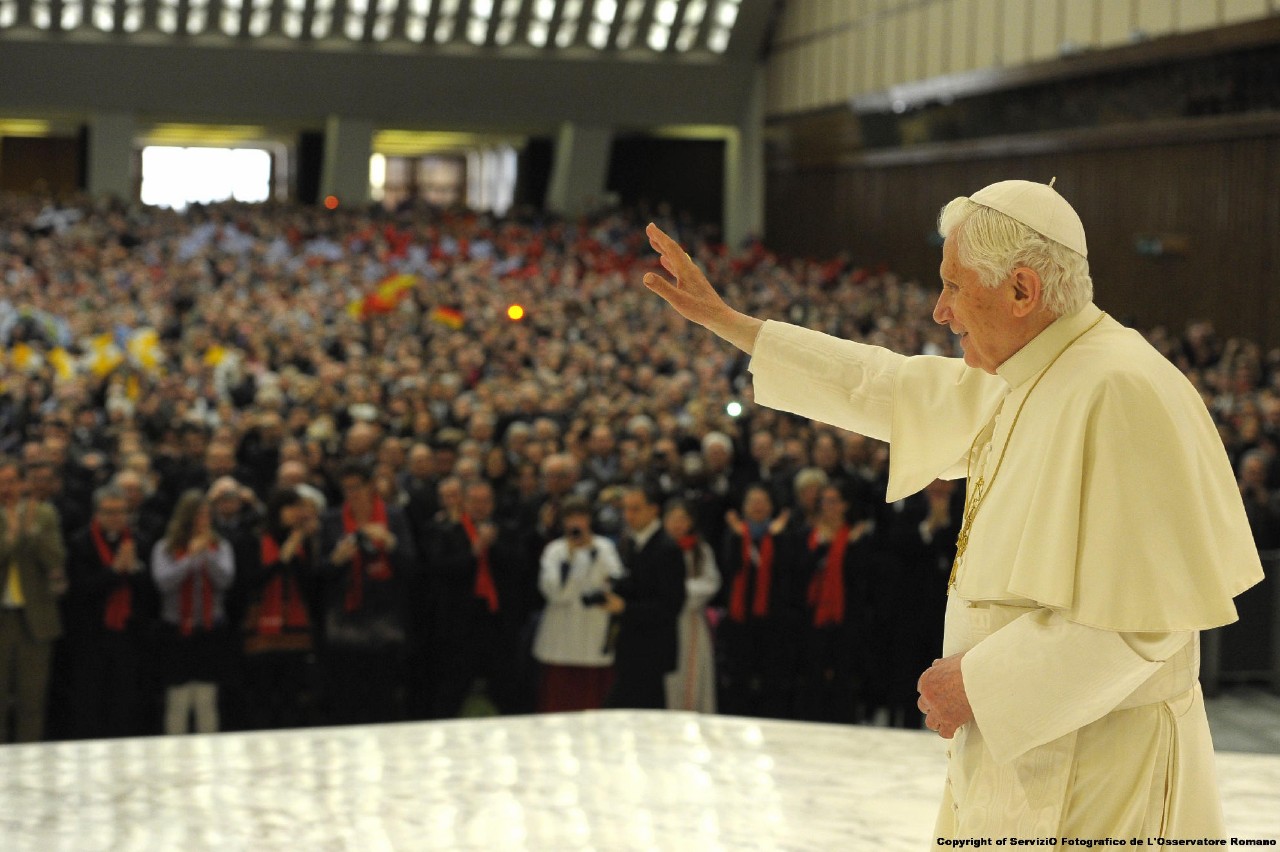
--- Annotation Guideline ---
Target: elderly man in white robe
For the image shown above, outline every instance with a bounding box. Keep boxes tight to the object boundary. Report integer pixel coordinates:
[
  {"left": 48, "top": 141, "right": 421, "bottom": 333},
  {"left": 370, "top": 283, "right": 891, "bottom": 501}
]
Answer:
[{"left": 640, "top": 180, "right": 1264, "bottom": 841}]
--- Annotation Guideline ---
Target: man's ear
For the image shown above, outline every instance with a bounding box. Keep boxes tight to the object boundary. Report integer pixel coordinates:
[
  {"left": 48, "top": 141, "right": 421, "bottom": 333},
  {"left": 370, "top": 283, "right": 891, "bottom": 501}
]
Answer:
[{"left": 1008, "top": 267, "right": 1044, "bottom": 318}]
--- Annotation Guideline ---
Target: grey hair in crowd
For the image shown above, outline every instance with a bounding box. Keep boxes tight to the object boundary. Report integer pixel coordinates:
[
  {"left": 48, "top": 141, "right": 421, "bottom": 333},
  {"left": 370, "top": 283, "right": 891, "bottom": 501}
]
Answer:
[
  {"left": 792, "top": 467, "right": 830, "bottom": 493},
  {"left": 937, "top": 198, "right": 1093, "bottom": 318},
  {"left": 92, "top": 484, "right": 128, "bottom": 510}
]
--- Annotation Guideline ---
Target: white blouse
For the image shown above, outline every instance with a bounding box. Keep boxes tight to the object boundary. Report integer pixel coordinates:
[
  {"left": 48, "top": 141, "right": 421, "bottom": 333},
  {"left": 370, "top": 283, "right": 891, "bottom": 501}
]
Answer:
[{"left": 532, "top": 535, "right": 624, "bottom": 667}]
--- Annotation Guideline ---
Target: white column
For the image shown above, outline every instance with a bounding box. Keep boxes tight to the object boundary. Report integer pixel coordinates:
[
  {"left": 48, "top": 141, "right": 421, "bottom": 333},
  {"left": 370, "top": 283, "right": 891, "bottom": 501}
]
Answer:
[
  {"left": 86, "top": 112, "right": 138, "bottom": 200},
  {"left": 545, "top": 123, "right": 613, "bottom": 216},
  {"left": 724, "top": 66, "right": 765, "bottom": 248},
  {"left": 320, "top": 115, "right": 374, "bottom": 205}
]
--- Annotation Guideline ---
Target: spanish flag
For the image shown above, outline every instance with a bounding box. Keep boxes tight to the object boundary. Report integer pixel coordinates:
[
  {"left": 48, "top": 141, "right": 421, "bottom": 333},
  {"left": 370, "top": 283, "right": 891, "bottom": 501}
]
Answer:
[
  {"left": 431, "top": 306, "right": 464, "bottom": 330},
  {"left": 347, "top": 274, "right": 418, "bottom": 319}
]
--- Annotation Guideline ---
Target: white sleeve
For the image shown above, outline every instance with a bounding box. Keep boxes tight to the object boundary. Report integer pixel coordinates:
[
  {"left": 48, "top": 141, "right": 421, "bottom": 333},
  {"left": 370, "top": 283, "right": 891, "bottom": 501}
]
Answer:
[
  {"left": 596, "top": 539, "right": 625, "bottom": 583},
  {"left": 748, "top": 320, "right": 904, "bottom": 442},
  {"left": 684, "top": 545, "right": 722, "bottom": 602},
  {"left": 961, "top": 608, "right": 1191, "bottom": 764},
  {"left": 538, "top": 542, "right": 577, "bottom": 604}
]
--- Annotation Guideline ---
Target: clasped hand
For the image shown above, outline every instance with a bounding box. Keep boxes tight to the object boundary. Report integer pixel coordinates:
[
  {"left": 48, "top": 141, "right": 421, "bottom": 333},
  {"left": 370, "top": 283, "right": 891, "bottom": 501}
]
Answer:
[{"left": 916, "top": 652, "right": 973, "bottom": 738}]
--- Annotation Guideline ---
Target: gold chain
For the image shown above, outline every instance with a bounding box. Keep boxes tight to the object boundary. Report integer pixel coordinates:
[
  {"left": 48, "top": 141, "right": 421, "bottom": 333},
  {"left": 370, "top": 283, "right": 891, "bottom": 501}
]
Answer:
[{"left": 948, "top": 313, "right": 1105, "bottom": 588}]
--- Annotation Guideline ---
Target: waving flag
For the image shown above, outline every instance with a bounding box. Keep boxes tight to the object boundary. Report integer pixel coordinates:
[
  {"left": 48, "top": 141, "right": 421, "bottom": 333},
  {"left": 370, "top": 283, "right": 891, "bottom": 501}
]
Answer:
[
  {"left": 347, "top": 274, "right": 418, "bottom": 320},
  {"left": 430, "top": 306, "right": 465, "bottom": 330}
]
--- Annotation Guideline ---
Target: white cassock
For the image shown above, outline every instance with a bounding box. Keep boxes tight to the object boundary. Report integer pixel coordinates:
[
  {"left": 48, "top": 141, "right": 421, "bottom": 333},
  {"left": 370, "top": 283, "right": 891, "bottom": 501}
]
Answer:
[{"left": 747, "top": 302, "right": 1264, "bottom": 840}]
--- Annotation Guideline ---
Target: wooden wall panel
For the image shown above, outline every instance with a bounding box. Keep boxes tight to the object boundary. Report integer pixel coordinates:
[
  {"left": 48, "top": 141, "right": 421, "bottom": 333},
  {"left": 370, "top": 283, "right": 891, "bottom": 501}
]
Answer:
[
  {"left": 1002, "top": 0, "right": 1030, "bottom": 65},
  {"left": 950, "top": 0, "right": 978, "bottom": 72},
  {"left": 767, "top": 0, "right": 1277, "bottom": 117},
  {"left": 1136, "top": 0, "right": 1176, "bottom": 38},
  {"left": 1028, "top": 0, "right": 1060, "bottom": 61},
  {"left": 1179, "top": 0, "right": 1220, "bottom": 31},
  {"left": 924, "top": 0, "right": 948, "bottom": 80},
  {"left": 1097, "top": 0, "right": 1134, "bottom": 46},
  {"left": 1222, "top": 0, "right": 1271, "bottom": 24},
  {"left": 1062, "top": 0, "right": 1096, "bottom": 48},
  {"left": 765, "top": 134, "right": 1280, "bottom": 347},
  {"left": 972, "top": 0, "right": 1002, "bottom": 67}
]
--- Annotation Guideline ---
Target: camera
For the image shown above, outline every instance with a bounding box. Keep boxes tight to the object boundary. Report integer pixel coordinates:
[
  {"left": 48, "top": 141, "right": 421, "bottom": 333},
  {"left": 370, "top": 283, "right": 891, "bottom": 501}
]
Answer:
[
  {"left": 580, "top": 590, "right": 608, "bottom": 607},
  {"left": 353, "top": 530, "right": 379, "bottom": 557}
]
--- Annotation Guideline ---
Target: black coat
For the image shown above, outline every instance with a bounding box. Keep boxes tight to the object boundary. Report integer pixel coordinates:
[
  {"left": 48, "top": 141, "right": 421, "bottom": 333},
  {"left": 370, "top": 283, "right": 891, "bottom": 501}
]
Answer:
[
  {"left": 64, "top": 524, "right": 157, "bottom": 641},
  {"left": 613, "top": 529, "right": 686, "bottom": 676},
  {"left": 316, "top": 502, "right": 417, "bottom": 649}
]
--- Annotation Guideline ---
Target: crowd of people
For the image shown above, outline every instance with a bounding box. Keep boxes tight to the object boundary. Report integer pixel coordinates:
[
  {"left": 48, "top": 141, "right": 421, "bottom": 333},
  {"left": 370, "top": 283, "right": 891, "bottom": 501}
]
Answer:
[{"left": 0, "top": 191, "right": 1276, "bottom": 743}]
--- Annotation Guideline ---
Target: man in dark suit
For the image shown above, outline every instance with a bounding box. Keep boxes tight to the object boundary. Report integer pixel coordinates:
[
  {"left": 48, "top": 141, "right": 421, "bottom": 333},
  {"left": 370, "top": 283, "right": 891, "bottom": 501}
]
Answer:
[
  {"left": 63, "top": 484, "right": 157, "bottom": 739},
  {"left": 430, "top": 480, "right": 532, "bottom": 717},
  {"left": 603, "top": 485, "right": 686, "bottom": 710}
]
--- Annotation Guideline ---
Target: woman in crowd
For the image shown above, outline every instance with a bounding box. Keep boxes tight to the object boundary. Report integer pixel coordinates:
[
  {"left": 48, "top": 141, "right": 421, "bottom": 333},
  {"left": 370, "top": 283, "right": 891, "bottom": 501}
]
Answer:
[
  {"left": 532, "top": 497, "right": 624, "bottom": 712},
  {"left": 795, "top": 485, "right": 873, "bottom": 724},
  {"left": 662, "top": 499, "right": 721, "bottom": 713},
  {"left": 151, "top": 488, "right": 236, "bottom": 734}
]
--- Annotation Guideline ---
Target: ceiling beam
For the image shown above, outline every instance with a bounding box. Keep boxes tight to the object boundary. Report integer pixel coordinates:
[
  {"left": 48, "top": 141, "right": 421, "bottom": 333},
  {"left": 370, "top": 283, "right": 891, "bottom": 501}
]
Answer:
[{"left": 723, "top": 0, "right": 772, "bottom": 60}]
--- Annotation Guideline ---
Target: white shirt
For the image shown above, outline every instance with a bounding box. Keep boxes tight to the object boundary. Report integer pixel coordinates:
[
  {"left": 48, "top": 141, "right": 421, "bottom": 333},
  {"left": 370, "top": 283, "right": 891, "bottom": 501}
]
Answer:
[{"left": 533, "top": 535, "right": 624, "bottom": 667}]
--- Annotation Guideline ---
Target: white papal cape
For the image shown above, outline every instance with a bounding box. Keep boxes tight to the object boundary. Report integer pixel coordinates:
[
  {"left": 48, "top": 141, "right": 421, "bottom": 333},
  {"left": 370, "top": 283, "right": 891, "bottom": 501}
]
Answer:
[{"left": 747, "top": 302, "right": 1264, "bottom": 840}]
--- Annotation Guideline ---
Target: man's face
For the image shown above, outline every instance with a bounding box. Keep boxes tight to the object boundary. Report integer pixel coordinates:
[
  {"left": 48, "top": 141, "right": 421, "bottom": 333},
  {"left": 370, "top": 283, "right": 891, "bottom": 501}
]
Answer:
[
  {"left": 743, "top": 489, "right": 772, "bottom": 523},
  {"left": 464, "top": 486, "right": 494, "bottom": 521},
  {"left": 621, "top": 492, "right": 657, "bottom": 534},
  {"left": 206, "top": 444, "right": 236, "bottom": 476},
  {"left": 96, "top": 497, "right": 129, "bottom": 535},
  {"left": 543, "top": 464, "right": 575, "bottom": 497},
  {"left": 118, "top": 472, "right": 146, "bottom": 505},
  {"left": 26, "top": 468, "right": 56, "bottom": 499},
  {"left": 408, "top": 447, "right": 433, "bottom": 478},
  {"left": 340, "top": 475, "right": 371, "bottom": 504},
  {"left": 933, "top": 235, "right": 1018, "bottom": 375},
  {"left": 819, "top": 488, "right": 846, "bottom": 525},
  {"left": 703, "top": 444, "right": 731, "bottom": 473}
]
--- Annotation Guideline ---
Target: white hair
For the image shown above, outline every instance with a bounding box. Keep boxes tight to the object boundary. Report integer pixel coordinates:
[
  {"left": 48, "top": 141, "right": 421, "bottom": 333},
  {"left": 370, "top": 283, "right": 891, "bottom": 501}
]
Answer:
[
  {"left": 701, "top": 431, "right": 733, "bottom": 455},
  {"left": 938, "top": 198, "right": 1093, "bottom": 318}
]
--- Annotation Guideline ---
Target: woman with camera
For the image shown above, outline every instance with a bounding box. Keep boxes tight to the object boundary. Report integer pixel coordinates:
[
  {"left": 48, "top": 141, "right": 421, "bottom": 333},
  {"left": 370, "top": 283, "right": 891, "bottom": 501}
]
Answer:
[{"left": 532, "top": 497, "right": 624, "bottom": 712}]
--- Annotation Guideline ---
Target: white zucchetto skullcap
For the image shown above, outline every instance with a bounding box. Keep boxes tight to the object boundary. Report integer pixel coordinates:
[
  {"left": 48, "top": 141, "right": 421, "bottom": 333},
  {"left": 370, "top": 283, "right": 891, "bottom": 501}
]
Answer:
[{"left": 967, "top": 178, "right": 1088, "bottom": 258}]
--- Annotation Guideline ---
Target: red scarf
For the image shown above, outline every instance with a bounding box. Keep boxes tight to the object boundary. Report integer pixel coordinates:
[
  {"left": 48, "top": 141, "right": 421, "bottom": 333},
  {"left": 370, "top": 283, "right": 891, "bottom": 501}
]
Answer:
[
  {"left": 256, "top": 534, "right": 310, "bottom": 636},
  {"left": 807, "top": 525, "right": 850, "bottom": 627},
  {"left": 91, "top": 519, "right": 132, "bottom": 632},
  {"left": 461, "top": 514, "right": 500, "bottom": 613},
  {"left": 177, "top": 543, "right": 217, "bottom": 637},
  {"left": 342, "top": 496, "right": 392, "bottom": 613},
  {"left": 729, "top": 531, "right": 773, "bottom": 623},
  {"left": 676, "top": 534, "right": 699, "bottom": 552}
]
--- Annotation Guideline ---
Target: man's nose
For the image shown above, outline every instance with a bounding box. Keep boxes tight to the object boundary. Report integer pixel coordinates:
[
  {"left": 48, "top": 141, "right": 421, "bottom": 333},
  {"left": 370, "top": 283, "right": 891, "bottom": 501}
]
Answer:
[{"left": 932, "top": 292, "right": 950, "bottom": 326}]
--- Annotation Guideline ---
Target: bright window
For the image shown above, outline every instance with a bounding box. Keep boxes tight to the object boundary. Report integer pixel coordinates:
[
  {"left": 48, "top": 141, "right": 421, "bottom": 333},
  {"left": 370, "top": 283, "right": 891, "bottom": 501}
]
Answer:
[{"left": 140, "top": 146, "right": 272, "bottom": 211}]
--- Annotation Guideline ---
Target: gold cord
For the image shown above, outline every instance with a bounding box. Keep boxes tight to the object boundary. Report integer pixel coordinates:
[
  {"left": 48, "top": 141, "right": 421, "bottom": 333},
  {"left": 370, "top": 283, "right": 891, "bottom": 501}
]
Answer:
[{"left": 948, "top": 313, "right": 1106, "bottom": 588}]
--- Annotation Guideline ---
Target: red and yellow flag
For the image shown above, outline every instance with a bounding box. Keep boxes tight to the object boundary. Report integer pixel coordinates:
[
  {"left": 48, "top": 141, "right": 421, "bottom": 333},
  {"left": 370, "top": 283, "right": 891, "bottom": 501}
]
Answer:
[
  {"left": 347, "top": 274, "right": 418, "bottom": 319},
  {"left": 430, "top": 306, "right": 464, "bottom": 330}
]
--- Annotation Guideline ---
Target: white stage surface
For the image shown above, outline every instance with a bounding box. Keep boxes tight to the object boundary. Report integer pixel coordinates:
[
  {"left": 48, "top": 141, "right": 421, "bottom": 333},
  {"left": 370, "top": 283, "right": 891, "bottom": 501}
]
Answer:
[{"left": 1, "top": 711, "right": 1277, "bottom": 850}]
